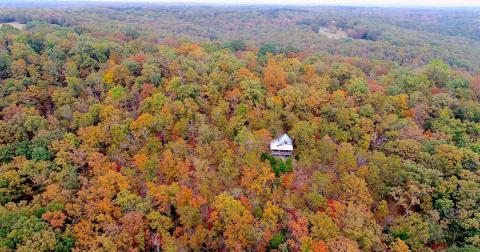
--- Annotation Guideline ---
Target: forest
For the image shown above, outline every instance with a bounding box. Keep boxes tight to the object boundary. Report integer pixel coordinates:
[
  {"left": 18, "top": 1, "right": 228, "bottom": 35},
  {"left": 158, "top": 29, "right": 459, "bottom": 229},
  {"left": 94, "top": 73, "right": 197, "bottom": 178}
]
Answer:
[{"left": 0, "top": 3, "right": 480, "bottom": 252}]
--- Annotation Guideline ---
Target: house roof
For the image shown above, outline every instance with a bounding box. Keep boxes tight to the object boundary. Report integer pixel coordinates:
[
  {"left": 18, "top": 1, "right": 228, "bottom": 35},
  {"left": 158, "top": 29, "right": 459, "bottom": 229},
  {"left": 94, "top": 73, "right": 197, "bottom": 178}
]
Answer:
[{"left": 270, "top": 133, "right": 293, "bottom": 151}]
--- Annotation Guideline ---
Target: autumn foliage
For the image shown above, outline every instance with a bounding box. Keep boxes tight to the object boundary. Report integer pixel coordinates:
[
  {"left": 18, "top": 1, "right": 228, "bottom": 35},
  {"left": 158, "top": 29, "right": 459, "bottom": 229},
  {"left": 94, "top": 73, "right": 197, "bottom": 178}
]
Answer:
[{"left": 0, "top": 6, "right": 480, "bottom": 252}]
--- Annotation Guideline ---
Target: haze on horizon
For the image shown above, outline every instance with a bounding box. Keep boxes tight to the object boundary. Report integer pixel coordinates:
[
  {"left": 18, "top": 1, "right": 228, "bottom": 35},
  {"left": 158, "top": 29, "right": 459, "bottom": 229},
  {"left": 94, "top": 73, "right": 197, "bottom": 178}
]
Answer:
[{"left": 68, "top": 0, "right": 480, "bottom": 7}]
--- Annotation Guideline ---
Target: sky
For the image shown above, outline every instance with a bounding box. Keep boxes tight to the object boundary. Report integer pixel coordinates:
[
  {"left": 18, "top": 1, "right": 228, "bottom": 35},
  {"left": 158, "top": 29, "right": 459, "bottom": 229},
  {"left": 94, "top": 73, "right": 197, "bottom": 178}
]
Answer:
[{"left": 75, "top": 0, "right": 480, "bottom": 7}]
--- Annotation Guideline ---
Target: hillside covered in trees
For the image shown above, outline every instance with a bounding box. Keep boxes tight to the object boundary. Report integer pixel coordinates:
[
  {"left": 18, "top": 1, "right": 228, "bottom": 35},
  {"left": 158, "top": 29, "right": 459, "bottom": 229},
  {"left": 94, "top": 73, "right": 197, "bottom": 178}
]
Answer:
[{"left": 0, "top": 3, "right": 480, "bottom": 252}]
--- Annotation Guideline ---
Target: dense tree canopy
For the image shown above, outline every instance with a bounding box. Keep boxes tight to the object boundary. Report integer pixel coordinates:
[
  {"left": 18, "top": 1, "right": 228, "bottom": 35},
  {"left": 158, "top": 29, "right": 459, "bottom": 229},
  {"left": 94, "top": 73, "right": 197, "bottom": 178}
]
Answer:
[{"left": 0, "top": 4, "right": 480, "bottom": 252}]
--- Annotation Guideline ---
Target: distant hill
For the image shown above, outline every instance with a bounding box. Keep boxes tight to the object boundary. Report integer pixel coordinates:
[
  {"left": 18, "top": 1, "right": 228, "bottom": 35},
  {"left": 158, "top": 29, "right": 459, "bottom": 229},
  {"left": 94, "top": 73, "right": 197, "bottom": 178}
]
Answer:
[{"left": 1, "top": 4, "right": 479, "bottom": 72}]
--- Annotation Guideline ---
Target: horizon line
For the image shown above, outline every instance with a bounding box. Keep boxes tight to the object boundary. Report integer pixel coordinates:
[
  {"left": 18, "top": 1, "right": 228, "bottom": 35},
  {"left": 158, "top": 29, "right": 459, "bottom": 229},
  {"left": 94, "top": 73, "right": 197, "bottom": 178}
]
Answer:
[{"left": 3, "top": 0, "right": 480, "bottom": 8}]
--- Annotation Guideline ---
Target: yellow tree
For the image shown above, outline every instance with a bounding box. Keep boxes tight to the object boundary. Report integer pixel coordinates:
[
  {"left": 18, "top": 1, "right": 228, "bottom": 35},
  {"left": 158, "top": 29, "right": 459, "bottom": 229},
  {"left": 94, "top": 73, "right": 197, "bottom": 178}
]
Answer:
[
  {"left": 209, "top": 193, "right": 257, "bottom": 250},
  {"left": 390, "top": 238, "right": 411, "bottom": 252}
]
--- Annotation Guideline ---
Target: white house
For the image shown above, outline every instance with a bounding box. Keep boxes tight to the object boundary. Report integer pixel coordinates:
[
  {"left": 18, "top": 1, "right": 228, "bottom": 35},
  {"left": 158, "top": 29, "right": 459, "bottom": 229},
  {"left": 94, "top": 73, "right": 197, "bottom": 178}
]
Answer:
[{"left": 270, "top": 133, "right": 293, "bottom": 157}]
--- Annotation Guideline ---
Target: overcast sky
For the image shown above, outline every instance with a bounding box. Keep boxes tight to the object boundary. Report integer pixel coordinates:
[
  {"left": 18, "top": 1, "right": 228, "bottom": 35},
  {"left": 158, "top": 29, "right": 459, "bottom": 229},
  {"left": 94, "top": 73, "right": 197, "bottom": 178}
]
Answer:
[{"left": 79, "top": 0, "right": 480, "bottom": 7}]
